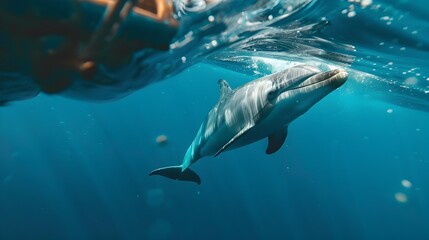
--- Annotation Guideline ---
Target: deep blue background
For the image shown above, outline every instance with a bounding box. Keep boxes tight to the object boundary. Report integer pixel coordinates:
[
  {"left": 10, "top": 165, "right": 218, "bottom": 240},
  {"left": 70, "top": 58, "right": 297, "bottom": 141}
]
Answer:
[{"left": 1, "top": 64, "right": 428, "bottom": 239}]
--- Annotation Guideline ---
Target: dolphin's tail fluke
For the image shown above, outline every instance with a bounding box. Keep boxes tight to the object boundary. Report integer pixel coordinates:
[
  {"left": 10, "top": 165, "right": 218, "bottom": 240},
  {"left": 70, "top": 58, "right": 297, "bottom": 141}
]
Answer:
[{"left": 149, "top": 166, "right": 201, "bottom": 185}]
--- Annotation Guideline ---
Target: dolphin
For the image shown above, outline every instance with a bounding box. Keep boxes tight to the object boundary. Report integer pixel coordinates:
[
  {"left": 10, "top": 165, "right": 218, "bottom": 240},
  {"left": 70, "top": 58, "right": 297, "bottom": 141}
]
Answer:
[{"left": 150, "top": 65, "right": 348, "bottom": 184}]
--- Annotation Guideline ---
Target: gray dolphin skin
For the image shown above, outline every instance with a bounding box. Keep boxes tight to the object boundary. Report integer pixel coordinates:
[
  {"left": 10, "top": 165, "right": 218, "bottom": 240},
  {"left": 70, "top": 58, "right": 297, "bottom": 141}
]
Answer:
[{"left": 150, "top": 65, "right": 348, "bottom": 184}]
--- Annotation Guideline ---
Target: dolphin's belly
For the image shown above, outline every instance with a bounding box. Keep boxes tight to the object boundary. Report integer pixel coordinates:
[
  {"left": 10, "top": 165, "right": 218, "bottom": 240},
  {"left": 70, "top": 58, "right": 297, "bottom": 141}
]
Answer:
[
  {"left": 229, "top": 124, "right": 278, "bottom": 149},
  {"left": 206, "top": 108, "right": 292, "bottom": 156},
  {"left": 199, "top": 120, "right": 282, "bottom": 157},
  {"left": 199, "top": 105, "right": 306, "bottom": 158},
  {"left": 199, "top": 125, "right": 236, "bottom": 156}
]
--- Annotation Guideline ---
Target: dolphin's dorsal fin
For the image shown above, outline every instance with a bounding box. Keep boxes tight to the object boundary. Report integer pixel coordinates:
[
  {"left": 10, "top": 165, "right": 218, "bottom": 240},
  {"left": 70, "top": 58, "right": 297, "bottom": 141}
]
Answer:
[
  {"left": 214, "top": 123, "right": 254, "bottom": 157},
  {"left": 218, "top": 79, "right": 233, "bottom": 101},
  {"left": 266, "top": 127, "right": 288, "bottom": 154}
]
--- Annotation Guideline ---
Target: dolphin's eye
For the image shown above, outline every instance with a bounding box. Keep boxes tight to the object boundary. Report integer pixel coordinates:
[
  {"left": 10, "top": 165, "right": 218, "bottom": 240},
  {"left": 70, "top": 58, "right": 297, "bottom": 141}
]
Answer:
[{"left": 267, "top": 89, "right": 278, "bottom": 100}]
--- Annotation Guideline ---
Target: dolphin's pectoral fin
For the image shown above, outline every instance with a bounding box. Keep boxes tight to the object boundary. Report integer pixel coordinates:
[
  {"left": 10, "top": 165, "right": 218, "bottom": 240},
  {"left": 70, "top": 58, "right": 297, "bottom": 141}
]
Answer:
[
  {"left": 149, "top": 166, "right": 201, "bottom": 185},
  {"left": 266, "top": 127, "right": 288, "bottom": 154},
  {"left": 214, "top": 124, "right": 254, "bottom": 157}
]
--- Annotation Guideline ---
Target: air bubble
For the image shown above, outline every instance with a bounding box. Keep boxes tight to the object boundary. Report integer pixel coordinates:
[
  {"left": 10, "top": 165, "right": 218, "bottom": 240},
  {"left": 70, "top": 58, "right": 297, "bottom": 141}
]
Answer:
[
  {"left": 361, "top": 0, "right": 372, "bottom": 7},
  {"left": 380, "top": 16, "right": 393, "bottom": 21},
  {"left": 394, "top": 192, "right": 408, "bottom": 203},
  {"left": 401, "top": 179, "right": 412, "bottom": 188},
  {"left": 156, "top": 135, "right": 168, "bottom": 145},
  {"left": 347, "top": 11, "right": 356, "bottom": 18},
  {"left": 404, "top": 77, "right": 418, "bottom": 85}
]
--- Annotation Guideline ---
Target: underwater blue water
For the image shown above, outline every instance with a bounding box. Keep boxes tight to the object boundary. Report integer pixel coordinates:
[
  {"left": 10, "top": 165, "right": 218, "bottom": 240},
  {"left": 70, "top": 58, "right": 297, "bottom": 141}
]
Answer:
[
  {"left": 1, "top": 0, "right": 429, "bottom": 239},
  {"left": 1, "top": 64, "right": 429, "bottom": 239}
]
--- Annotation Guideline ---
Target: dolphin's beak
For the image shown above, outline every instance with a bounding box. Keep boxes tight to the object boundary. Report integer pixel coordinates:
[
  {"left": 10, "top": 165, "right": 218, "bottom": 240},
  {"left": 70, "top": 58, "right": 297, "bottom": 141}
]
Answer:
[
  {"left": 276, "top": 69, "right": 348, "bottom": 103},
  {"left": 291, "top": 69, "right": 348, "bottom": 91},
  {"left": 318, "top": 69, "right": 348, "bottom": 87}
]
